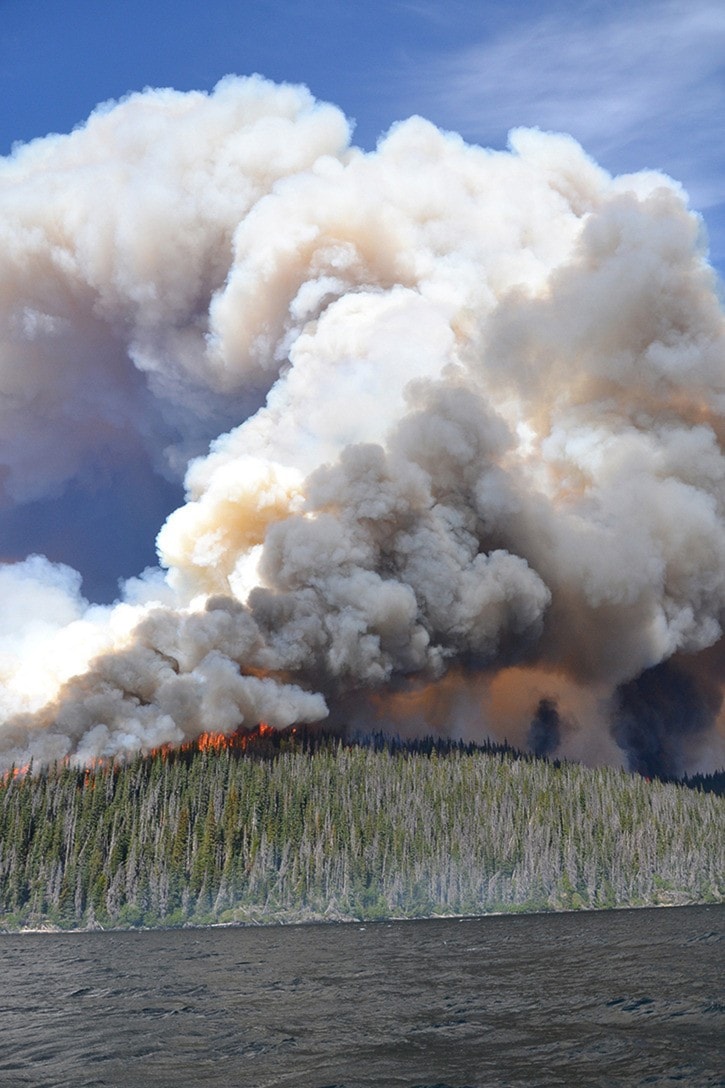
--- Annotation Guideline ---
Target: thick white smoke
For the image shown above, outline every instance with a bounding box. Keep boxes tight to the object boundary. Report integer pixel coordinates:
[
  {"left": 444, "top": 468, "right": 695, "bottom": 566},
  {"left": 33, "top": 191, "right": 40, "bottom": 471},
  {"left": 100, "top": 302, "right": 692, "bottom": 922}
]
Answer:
[{"left": 1, "top": 76, "right": 723, "bottom": 773}]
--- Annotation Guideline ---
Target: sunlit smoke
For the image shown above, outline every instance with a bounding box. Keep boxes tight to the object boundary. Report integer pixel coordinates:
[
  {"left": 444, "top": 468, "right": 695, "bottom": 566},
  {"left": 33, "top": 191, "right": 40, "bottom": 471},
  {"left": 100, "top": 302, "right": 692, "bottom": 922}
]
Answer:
[{"left": 1, "top": 76, "right": 723, "bottom": 775}]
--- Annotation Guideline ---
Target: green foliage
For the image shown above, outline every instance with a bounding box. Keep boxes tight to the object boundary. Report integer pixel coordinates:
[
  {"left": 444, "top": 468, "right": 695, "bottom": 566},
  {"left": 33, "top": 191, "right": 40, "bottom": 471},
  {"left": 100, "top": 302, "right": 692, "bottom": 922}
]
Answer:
[{"left": 0, "top": 739, "right": 722, "bottom": 930}]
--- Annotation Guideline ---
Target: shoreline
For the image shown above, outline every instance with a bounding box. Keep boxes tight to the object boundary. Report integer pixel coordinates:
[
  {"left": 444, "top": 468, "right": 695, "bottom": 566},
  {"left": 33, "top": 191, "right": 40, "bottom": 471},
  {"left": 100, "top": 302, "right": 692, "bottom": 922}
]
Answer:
[{"left": 3, "top": 897, "right": 720, "bottom": 937}]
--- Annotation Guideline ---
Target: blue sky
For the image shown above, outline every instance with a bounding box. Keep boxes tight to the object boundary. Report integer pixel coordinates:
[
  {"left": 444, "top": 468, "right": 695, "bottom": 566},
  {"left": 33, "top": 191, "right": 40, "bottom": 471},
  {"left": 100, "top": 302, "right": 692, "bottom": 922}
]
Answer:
[
  {"left": 3, "top": 0, "right": 724, "bottom": 248},
  {"left": 2, "top": 0, "right": 724, "bottom": 600}
]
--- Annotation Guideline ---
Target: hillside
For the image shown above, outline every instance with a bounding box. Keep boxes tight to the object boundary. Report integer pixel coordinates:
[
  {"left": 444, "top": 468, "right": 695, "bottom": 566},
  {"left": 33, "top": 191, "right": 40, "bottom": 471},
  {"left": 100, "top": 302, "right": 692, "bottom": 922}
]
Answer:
[{"left": 1, "top": 734, "right": 723, "bottom": 931}]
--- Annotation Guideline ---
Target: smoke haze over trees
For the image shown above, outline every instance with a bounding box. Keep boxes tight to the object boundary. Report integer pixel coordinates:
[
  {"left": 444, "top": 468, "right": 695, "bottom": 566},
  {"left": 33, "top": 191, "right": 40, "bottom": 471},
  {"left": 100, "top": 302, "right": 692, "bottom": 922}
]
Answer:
[{"left": 0, "top": 76, "right": 723, "bottom": 775}]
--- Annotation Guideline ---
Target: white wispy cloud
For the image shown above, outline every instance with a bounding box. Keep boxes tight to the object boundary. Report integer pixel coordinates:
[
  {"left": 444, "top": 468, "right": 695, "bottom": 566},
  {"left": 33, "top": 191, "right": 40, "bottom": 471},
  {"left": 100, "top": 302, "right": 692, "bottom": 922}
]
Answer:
[{"left": 401, "top": 1, "right": 725, "bottom": 214}]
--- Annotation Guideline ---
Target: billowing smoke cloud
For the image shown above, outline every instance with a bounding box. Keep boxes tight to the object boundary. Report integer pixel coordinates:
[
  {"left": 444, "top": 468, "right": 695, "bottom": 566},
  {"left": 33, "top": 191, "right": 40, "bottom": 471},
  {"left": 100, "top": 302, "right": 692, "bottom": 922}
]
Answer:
[{"left": 1, "top": 76, "right": 723, "bottom": 775}]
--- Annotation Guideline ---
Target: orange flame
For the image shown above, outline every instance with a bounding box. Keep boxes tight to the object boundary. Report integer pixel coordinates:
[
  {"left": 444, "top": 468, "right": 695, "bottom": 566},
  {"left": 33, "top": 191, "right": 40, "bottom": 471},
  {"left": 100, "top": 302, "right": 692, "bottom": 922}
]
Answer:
[
  {"left": 151, "top": 721, "right": 278, "bottom": 760},
  {"left": 1, "top": 763, "right": 31, "bottom": 785},
  {"left": 195, "top": 720, "right": 275, "bottom": 753},
  {"left": 0, "top": 723, "right": 286, "bottom": 783}
]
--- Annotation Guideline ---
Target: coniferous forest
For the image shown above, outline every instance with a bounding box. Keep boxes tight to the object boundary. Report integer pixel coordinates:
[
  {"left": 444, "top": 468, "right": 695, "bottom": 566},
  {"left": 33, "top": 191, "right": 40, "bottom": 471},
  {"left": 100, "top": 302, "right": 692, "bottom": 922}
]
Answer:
[{"left": 0, "top": 731, "right": 723, "bottom": 931}]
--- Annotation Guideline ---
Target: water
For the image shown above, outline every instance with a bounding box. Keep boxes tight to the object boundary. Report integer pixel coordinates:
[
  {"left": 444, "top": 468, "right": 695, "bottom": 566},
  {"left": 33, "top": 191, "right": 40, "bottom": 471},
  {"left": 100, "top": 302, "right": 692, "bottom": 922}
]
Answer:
[{"left": 0, "top": 905, "right": 722, "bottom": 1087}]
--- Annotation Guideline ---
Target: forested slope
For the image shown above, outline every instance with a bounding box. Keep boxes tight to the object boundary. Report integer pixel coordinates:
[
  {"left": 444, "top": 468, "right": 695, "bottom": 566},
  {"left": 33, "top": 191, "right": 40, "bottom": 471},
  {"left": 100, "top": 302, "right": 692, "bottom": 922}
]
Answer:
[{"left": 1, "top": 737, "right": 722, "bottom": 930}]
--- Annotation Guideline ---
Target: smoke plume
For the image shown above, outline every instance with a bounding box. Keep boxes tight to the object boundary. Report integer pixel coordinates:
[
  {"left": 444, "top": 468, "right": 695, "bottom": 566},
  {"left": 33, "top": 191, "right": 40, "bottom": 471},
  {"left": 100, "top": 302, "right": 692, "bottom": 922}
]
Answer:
[
  {"left": 528, "top": 698, "right": 564, "bottom": 759},
  {"left": 1, "top": 76, "right": 723, "bottom": 775}
]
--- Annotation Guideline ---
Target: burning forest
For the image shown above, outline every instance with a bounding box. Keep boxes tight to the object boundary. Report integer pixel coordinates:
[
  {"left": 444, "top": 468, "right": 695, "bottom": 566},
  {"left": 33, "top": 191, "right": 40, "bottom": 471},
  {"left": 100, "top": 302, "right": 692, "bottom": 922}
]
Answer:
[
  {"left": 0, "top": 76, "right": 724, "bottom": 777},
  {"left": 1, "top": 734, "right": 723, "bottom": 930}
]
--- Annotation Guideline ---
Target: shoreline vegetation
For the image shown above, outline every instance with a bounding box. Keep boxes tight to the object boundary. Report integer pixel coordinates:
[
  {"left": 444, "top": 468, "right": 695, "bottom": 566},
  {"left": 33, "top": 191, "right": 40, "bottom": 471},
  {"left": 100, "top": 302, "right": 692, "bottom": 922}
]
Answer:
[
  {"left": 5, "top": 900, "right": 722, "bottom": 938},
  {"left": 1, "top": 731, "right": 723, "bottom": 934}
]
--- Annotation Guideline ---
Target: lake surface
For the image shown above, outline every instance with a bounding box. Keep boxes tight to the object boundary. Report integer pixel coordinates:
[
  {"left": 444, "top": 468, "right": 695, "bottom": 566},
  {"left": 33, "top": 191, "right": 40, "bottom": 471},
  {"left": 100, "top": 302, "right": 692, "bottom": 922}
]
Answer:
[{"left": 0, "top": 905, "right": 722, "bottom": 1087}]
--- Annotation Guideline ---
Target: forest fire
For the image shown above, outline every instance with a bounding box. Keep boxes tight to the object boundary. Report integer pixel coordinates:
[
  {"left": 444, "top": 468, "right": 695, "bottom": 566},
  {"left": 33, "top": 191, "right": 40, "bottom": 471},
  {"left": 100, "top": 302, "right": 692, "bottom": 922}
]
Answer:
[
  {"left": 1, "top": 763, "right": 30, "bottom": 785},
  {"left": 153, "top": 721, "right": 280, "bottom": 760},
  {"left": 0, "top": 724, "right": 285, "bottom": 783},
  {"left": 1, "top": 77, "right": 723, "bottom": 779},
  {"left": 194, "top": 721, "right": 276, "bottom": 753}
]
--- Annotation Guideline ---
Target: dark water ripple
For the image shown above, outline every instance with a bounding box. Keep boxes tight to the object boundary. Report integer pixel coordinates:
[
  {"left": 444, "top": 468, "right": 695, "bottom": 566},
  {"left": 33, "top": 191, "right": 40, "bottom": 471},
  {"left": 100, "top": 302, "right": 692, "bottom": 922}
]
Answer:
[{"left": 0, "top": 905, "right": 722, "bottom": 1087}]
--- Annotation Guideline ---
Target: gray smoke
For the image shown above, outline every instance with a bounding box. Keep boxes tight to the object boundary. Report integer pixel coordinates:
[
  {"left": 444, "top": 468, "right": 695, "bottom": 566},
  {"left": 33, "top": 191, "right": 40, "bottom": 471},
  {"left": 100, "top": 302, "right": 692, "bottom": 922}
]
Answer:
[{"left": 0, "top": 77, "right": 723, "bottom": 774}]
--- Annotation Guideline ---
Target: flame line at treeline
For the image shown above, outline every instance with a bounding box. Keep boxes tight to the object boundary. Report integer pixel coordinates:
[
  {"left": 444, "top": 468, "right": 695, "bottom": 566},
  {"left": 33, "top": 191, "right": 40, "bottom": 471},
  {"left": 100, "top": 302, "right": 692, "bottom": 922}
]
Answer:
[{"left": 1, "top": 722, "right": 282, "bottom": 783}]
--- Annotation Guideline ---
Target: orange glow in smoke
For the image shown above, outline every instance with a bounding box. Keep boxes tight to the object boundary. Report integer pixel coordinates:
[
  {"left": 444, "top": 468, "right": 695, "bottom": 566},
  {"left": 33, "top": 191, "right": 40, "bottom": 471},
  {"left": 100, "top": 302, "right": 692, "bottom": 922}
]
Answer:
[{"left": 368, "top": 671, "right": 480, "bottom": 737}]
